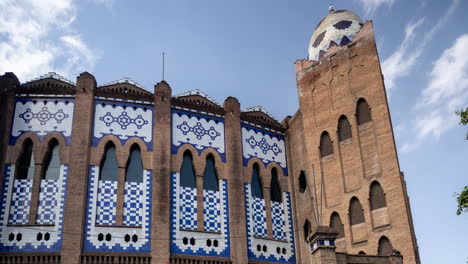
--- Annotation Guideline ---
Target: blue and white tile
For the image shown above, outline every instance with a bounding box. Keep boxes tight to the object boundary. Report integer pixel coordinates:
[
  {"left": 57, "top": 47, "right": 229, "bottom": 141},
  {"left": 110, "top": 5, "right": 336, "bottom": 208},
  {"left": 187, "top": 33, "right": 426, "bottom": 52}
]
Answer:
[
  {"left": 123, "top": 182, "right": 144, "bottom": 227},
  {"left": 203, "top": 189, "right": 221, "bottom": 233},
  {"left": 36, "top": 180, "right": 59, "bottom": 225}
]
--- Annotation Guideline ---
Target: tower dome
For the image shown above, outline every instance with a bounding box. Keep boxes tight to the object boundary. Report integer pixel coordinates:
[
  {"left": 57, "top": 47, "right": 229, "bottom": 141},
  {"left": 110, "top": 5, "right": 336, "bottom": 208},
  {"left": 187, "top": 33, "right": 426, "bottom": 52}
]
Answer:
[{"left": 308, "top": 9, "right": 363, "bottom": 61}]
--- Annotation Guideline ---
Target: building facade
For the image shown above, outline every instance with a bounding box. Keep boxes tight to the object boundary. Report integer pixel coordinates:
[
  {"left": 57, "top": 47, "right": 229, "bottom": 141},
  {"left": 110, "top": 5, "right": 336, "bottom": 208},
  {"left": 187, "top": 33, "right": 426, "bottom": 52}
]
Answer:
[{"left": 0, "top": 9, "right": 419, "bottom": 264}]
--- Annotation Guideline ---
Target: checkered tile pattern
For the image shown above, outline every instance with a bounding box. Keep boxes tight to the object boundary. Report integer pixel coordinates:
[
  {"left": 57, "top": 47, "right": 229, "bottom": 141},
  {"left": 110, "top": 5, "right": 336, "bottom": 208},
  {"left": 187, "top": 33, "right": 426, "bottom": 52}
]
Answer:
[
  {"left": 203, "top": 189, "right": 221, "bottom": 232},
  {"left": 8, "top": 179, "right": 33, "bottom": 225},
  {"left": 252, "top": 197, "right": 267, "bottom": 238},
  {"left": 271, "top": 201, "right": 287, "bottom": 241},
  {"left": 36, "top": 179, "right": 59, "bottom": 225},
  {"left": 123, "top": 181, "right": 143, "bottom": 226},
  {"left": 179, "top": 186, "right": 197, "bottom": 230},
  {"left": 95, "top": 180, "right": 117, "bottom": 225}
]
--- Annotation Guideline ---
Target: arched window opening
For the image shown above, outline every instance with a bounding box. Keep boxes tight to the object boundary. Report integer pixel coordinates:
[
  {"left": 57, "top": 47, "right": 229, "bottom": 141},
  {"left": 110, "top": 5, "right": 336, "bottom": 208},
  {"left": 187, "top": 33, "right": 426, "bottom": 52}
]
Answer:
[
  {"left": 125, "top": 145, "right": 143, "bottom": 183},
  {"left": 338, "top": 115, "right": 352, "bottom": 141},
  {"left": 42, "top": 140, "right": 60, "bottom": 180},
  {"left": 100, "top": 143, "right": 118, "bottom": 181},
  {"left": 303, "top": 219, "right": 311, "bottom": 241},
  {"left": 370, "top": 181, "right": 386, "bottom": 210},
  {"left": 358, "top": 251, "right": 366, "bottom": 255},
  {"left": 16, "top": 139, "right": 34, "bottom": 180},
  {"left": 330, "top": 212, "right": 345, "bottom": 239},
  {"left": 320, "top": 132, "right": 333, "bottom": 157},
  {"left": 203, "top": 154, "right": 218, "bottom": 191},
  {"left": 298, "top": 171, "right": 307, "bottom": 193},
  {"left": 349, "top": 197, "right": 365, "bottom": 225},
  {"left": 357, "top": 99, "right": 372, "bottom": 125},
  {"left": 251, "top": 163, "right": 263, "bottom": 199},
  {"left": 270, "top": 168, "right": 282, "bottom": 203},
  {"left": 378, "top": 236, "right": 393, "bottom": 256},
  {"left": 180, "top": 151, "right": 196, "bottom": 188}
]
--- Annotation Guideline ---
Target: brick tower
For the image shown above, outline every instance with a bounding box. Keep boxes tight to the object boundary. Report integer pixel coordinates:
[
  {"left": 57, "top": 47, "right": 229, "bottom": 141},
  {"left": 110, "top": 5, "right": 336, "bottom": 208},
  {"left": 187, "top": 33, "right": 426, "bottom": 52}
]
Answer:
[{"left": 287, "top": 8, "right": 420, "bottom": 264}]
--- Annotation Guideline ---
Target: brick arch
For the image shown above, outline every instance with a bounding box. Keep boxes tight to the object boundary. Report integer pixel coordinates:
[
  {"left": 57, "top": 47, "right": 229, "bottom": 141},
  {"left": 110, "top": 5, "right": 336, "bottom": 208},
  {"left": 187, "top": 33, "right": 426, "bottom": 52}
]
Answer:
[
  {"left": 8, "top": 132, "right": 41, "bottom": 164},
  {"left": 245, "top": 157, "right": 267, "bottom": 184},
  {"left": 90, "top": 135, "right": 124, "bottom": 167},
  {"left": 348, "top": 196, "right": 365, "bottom": 225},
  {"left": 266, "top": 161, "right": 287, "bottom": 192},
  {"left": 337, "top": 115, "right": 352, "bottom": 141},
  {"left": 329, "top": 211, "right": 345, "bottom": 239},
  {"left": 369, "top": 181, "right": 386, "bottom": 210},
  {"left": 173, "top": 144, "right": 200, "bottom": 175},
  {"left": 40, "top": 132, "right": 69, "bottom": 164},
  {"left": 319, "top": 131, "right": 333, "bottom": 157},
  {"left": 199, "top": 147, "right": 226, "bottom": 180},
  {"left": 122, "top": 138, "right": 151, "bottom": 169},
  {"left": 356, "top": 98, "right": 372, "bottom": 125},
  {"left": 378, "top": 236, "right": 393, "bottom": 256}
]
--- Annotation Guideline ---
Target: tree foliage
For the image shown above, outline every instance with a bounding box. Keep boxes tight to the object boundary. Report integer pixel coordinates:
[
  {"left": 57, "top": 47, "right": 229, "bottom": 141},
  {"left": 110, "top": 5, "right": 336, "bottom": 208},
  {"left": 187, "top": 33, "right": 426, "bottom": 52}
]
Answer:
[
  {"left": 456, "top": 107, "right": 468, "bottom": 140},
  {"left": 455, "top": 186, "right": 468, "bottom": 215}
]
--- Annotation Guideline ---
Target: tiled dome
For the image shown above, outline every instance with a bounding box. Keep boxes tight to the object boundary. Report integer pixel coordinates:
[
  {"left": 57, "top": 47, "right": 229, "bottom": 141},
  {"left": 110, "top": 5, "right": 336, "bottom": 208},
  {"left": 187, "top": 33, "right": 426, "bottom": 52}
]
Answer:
[{"left": 308, "top": 9, "right": 363, "bottom": 61}]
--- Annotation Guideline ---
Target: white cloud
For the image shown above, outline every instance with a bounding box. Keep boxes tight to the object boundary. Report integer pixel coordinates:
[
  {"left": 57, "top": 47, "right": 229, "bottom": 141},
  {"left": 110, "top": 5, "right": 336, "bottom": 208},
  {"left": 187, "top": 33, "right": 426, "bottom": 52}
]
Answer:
[
  {"left": 401, "top": 34, "right": 468, "bottom": 152},
  {"left": 357, "top": 0, "right": 395, "bottom": 16},
  {"left": 0, "top": 0, "right": 97, "bottom": 82},
  {"left": 382, "top": 0, "right": 459, "bottom": 93}
]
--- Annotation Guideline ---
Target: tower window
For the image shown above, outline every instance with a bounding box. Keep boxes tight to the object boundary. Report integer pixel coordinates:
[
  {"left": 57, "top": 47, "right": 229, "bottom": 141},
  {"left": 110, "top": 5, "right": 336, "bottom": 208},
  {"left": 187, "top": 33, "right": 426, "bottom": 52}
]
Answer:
[
  {"left": 100, "top": 143, "right": 118, "bottom": 181},
  {"left": 303, "top": 219, "right": 311, "bottom": 241},
  {"left": 357, "top": 98, "right": 372, "bottom": 125},
  {"left": 349, "top": 197, "right": 365, "bottom": 225},
  {"left": 338, "top": 115, "right": 352, "bottom": 141},
  {"left": 42, "top": 140, "right": 60, "bottom": 180},
  {"left": 298, "top": 171, "right": 307, "bottom": 193},
  {"left": 270, "top": 168, "right": 282, "bottom": 203},
  {"left": 251, "top": 163, "right": 263, "bottom": 199},
  {"left": 125, "top": 145, "right": 143, "bottom": 183},
  {"left": 370, "top": 181, "right": 386, "bottom": 210},
  {"left": 378, "top": 236, "right": 393, "bottom": 256},
  {"left": 203, "top": 154, "right": 218, "bottom": 191},
  {"left": 180, "top": 151, "right": 196, "bottom": 188},
  {"left": 320, "top": 131, "right": 333, "bottom": 157},
  {"left": 16, "top": 139, "right": 34, "bottom": 180},
  {"left": 330, "top": 212, "right": 344, "bottom": 239}
]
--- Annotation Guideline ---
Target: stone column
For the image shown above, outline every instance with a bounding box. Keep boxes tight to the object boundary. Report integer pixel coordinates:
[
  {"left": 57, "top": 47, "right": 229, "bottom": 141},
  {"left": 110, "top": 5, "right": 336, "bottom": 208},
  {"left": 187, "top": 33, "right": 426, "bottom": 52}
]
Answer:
[
  {"left": 223, "top": 97, "right": 248, "bottom": 264},
  {"left": 61, "top": 72, "right": 96, "bottom": 264},
  {"left": 308, "top": 225, "right": 338, "bottom": 264},
  {"left": 151, "top": 81, "right": 172, "bottom": 264}
]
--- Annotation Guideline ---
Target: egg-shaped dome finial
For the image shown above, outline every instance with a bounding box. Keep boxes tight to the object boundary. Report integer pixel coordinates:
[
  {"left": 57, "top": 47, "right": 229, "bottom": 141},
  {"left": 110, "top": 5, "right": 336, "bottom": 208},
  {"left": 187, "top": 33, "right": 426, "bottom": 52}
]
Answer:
[{"left": 308, "top": 9, "right": 363, "bottom": 61}]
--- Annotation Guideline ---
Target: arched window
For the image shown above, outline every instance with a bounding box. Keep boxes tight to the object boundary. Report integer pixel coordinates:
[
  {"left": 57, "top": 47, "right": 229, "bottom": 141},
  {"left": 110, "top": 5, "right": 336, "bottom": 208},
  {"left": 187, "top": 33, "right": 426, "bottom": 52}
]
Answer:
[
  {"left": 303, "top": 219, "right": 311, "bottom": 241},
  {"left": 180, "top": 151, "right": 196, "bottom": 188},
  {"left": 330, "top": 212, "right": 344, "bottom": 239},
  {"left": 203, "top": 154, "right": 218, "bottom": 191},
  {"left": 378, "top": 236, "right": 393, "bottom": 256},
  {"left": 270, "top": 168, "right": 282, "bottom": 203},
  {"left": 125, "top": 145, "right": 143, "bottom": 183},
  {"left": 298, "top": 171, "right": 307, "bottom": 193},
  {"left": 251, "top": 163, "right": 263, "bottom": 199},
  {"left": 338, "top": 115, "right": 352, "bottom": 141},
  {"left": 349, "top": 197, "right": 365, "bottom": 225},
  {"left": 370, "top": 181, "right": 386, "bottom": 210},
  {"left": 358, "top": 251, "right": 366, "bottom": 255},
  {"left": 42, "top": 140, "right": 60, "bottom": 180},
  {"left": 100, "top": 143, "right": 118, "bottom": 181},
  {"left": 357, "top": 98, "right": 372, "bottom": 125},
  {"left": 320, "top": 131, "right": 333, "bottom": 157},
  {"left": 16, "top": 139, "right": 34, "bottom": 180}
]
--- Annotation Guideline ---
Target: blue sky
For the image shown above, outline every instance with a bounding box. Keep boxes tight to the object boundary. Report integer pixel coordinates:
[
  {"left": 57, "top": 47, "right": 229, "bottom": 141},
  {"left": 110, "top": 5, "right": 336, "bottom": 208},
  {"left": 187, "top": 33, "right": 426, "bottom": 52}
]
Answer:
[{"left": 0, "top": 0, "right": 467, "bottom": 262}]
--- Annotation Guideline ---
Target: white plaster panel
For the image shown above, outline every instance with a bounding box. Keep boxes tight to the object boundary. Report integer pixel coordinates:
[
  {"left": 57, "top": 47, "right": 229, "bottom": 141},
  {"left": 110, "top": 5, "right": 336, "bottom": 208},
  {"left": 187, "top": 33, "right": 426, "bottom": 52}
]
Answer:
[
  {"left": 242, "top": 127, "right": 286, "bottom": 168},
  {"left": 172, "top": 112, "right": 225, "bottom": 154},
  {"left": 11, "top": 99, "right": 74, "bottom": 138},
  {"left": 93, "top": 103, "right": 152, "bottom": 143}
]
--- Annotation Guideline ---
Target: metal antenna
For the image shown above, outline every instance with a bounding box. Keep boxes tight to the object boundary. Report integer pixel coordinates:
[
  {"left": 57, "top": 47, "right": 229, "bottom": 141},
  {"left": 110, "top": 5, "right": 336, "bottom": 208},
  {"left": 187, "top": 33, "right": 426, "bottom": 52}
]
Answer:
[{"left": 162, "top": 52, "right": 165, "bottom": 80}]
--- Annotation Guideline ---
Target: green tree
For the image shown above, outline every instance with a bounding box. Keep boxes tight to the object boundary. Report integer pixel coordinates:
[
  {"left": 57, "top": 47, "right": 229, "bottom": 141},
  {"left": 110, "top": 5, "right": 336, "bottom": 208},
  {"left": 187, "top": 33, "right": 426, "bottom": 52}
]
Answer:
[{"left": 455, "top": 107, "right": 468, "bottom": 215}]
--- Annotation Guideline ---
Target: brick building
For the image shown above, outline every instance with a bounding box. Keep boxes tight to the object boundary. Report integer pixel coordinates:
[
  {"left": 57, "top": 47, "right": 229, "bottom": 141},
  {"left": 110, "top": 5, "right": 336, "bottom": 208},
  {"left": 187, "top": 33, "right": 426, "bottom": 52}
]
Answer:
[{"left": 0, "top": 8, "right": 419, "bottom": 264}]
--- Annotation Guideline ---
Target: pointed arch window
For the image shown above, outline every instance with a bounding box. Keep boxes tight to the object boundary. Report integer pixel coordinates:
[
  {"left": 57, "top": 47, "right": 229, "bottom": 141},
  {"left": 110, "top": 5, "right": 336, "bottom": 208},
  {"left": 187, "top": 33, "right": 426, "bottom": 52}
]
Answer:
[
  {"left": 320, "top": 131, "right": 333, "bottom": 157},
  {"left": 100, "top": 143, "right": 118, "bottom": 181},
  {"left": 42, "top": 140, "right": 60, "bottom": 180},
  {"left": 330, "top": 212, "right": 344, "bottom": 239},
  {"left": 378, "top": 236, "right": 393, "bottom": 256},
  {"left": 370, "top": 181, "right": 386, "bottom": 210},
  {"left": 251, "top": 163, "right": 263, "bottom": 199},
  {"left": 16, "top": 139, "right": 34, "bottom": 180},
  {"left": 180, "top": 151, "right": 196, "bottom": 188},
  {"left": 298, "top": 171, "right": 307, "bottom": 193},
  {"left": 125, "top": 145, "right": 143, "bottom": 183},
  {"left": 338, "top": 115, "right": 352, "bottom": 141},
  {"left": 357, "top": 98, "right": 372, "bottom": 125},
  {"left": 270, "top": 168, "right": 282, "bottom": 203},
  {"left": 303, "top": 219, "right": 311, "bottom": 241},
  {"left": 349, "top": 197, "right": 365, "bottom": 225},
  {"left": 203, "top": 154, "right": 218, "bottom": 191}
]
